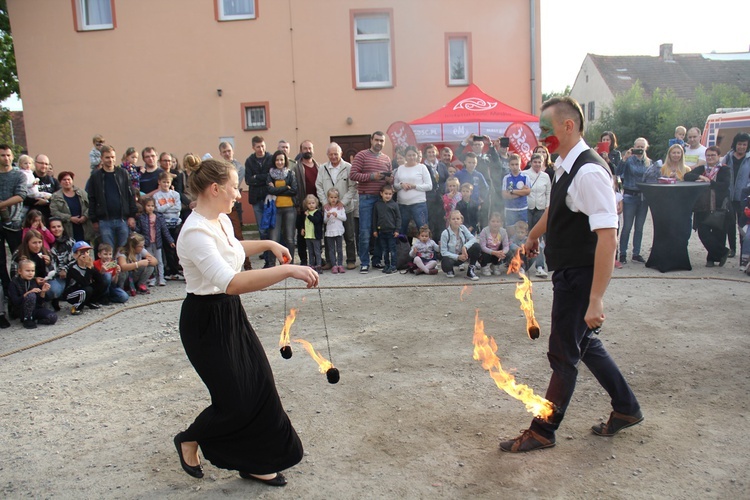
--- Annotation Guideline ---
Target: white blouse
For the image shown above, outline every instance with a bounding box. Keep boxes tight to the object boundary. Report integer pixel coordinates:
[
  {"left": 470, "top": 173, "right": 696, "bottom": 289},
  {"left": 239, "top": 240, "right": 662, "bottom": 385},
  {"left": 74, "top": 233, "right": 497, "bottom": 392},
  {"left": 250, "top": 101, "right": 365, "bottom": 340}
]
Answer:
[{"left": 176, "top": 211, "right": 245, "bottom": 295}]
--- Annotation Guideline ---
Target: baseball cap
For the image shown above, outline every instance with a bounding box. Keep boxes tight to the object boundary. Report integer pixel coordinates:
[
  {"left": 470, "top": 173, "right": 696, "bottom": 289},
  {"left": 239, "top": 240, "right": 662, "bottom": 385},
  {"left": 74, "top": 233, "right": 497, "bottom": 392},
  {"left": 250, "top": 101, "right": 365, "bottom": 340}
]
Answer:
[{"left": 72, "top": 241, "right": 93, "bottom": 253}]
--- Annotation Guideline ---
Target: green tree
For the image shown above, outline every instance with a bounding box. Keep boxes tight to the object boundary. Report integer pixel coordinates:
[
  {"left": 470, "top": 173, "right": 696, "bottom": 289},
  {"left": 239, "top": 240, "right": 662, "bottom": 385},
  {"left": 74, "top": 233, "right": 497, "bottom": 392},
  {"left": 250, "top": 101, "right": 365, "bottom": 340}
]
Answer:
[
  {"left": 586, "top": 81, "right": 750, "bottom": 162},
  {"left": 542, "top": 85, "right": 571, "bottom": 103},
  {"left": 0, "top": 0, "right": 18, "bottom": 102}
]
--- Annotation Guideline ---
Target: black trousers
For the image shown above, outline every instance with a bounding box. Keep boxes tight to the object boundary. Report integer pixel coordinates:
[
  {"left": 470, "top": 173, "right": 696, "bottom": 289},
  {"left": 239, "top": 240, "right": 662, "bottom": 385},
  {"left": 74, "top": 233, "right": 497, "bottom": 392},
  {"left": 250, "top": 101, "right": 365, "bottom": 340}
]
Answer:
[{"left": 529, "top": 266, "right": 640, "bottom": 439}]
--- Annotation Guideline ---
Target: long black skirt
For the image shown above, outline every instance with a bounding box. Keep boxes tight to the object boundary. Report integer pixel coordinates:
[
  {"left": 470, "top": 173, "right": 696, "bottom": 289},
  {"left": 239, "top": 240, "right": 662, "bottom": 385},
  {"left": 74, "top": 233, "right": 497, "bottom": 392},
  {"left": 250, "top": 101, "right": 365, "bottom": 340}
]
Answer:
[{"left": 179, "top": 293, "right": 303, "bottom": 474}]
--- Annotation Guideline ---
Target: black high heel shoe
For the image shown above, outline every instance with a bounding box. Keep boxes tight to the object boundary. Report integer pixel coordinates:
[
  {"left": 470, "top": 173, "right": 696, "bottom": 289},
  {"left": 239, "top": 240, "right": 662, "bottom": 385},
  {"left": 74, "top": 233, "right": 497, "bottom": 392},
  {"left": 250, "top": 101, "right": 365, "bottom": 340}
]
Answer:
[
  {"left": 239, "top": 471, "right": 287, "bottom": 487},
  {"left": 173, "top": 433, "right": 204, "bottom": 478}
]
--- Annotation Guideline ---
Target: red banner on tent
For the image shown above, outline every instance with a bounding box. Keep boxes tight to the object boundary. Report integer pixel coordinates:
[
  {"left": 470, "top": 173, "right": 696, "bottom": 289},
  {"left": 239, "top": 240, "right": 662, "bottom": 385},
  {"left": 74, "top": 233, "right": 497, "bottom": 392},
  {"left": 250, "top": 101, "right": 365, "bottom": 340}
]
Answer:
[
  {"left": 386, "top": 121, "right": 417, "bottom": 152},
  {"left": 505, "top": 122, "right": 538, "bottom": 165}
]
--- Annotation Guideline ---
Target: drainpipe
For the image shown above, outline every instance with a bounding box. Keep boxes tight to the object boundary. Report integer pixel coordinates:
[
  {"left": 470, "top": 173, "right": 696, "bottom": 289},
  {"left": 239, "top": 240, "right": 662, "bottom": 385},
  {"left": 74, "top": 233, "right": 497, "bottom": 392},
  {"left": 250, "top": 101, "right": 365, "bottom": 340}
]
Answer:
[{"left": 529, "top": 0, "right": 537, "bottom": 114}]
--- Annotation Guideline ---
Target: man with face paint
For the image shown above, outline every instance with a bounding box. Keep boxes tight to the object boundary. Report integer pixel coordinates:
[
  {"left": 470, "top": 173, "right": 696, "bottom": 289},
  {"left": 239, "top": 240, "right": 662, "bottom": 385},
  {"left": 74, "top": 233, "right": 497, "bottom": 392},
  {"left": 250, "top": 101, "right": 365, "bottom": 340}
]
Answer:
[{"left": 499, "top": 97, "right": 642, "bottom": 453}]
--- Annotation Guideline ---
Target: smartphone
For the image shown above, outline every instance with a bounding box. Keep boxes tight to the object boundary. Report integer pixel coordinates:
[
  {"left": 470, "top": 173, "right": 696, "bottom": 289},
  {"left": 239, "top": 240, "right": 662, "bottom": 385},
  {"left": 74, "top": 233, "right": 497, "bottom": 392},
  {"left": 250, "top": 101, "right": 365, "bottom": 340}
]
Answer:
[
  {"left": 632, "top": 148, "right": 644, "bottom": 155},
  {"left": 596, "top": 141, "right": 610, "bottom": 154},
  {"left": 499, "top": 137, "right": 510, "bottom": 148},
  {"left": 473, "top": 135, "right": 485, "bottom": 142}
]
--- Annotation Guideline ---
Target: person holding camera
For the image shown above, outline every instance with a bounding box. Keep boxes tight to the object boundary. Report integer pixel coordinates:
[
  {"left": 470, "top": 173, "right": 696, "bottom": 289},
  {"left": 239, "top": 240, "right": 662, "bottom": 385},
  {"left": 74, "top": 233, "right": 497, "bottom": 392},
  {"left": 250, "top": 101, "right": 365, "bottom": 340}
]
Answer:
[
  {"left": 349, "top": 131, "right": 393, "bottom": 274},
  {"left": 616, "top": 138, "right": 652, "bottom": 264}
]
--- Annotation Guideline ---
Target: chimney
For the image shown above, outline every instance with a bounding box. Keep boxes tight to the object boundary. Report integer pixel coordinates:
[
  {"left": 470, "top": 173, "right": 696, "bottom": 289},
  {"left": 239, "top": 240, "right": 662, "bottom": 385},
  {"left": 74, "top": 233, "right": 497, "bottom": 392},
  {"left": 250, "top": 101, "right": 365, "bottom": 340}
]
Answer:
[{"left": 659, "top": 43, "right": 673, "bottom": 61}]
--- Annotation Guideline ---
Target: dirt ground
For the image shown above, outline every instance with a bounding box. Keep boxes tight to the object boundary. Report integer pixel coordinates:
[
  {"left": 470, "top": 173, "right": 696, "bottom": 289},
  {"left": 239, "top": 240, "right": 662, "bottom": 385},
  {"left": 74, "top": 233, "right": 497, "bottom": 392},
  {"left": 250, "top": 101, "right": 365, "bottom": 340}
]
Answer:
[{"left": 1, "top": 220, "right": 748, "bottom": 499}]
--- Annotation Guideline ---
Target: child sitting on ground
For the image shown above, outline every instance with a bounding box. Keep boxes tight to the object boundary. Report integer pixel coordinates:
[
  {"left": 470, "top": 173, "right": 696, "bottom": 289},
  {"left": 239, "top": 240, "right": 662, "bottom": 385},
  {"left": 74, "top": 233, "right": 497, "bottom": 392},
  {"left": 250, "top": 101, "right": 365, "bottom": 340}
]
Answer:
[
  {"left": 409, "top": 224, "right": 440, "bottom": 275},
  {"left": 8, "top": 259, "right": 58, "bottom": 329},
  {"left": 456, "top": 182, "right": 480, "bottom": 234},
  {"left": 478, "top": 211, "right": 510, "bottom": 276},
  {"left": 323, "top": 188, "right": 347, "bottom": 274},
  {"left": 117, "top": 234, "right": 158, "bottom": 295},
  {"left": 440, "top": 210, "right": 481, "bottom": 280},
  {"left": 93, "top": 243, "right": 129, "bottom": 304},
  {"left": 64, "top": 241, "right": 107, "bottom": 315}
]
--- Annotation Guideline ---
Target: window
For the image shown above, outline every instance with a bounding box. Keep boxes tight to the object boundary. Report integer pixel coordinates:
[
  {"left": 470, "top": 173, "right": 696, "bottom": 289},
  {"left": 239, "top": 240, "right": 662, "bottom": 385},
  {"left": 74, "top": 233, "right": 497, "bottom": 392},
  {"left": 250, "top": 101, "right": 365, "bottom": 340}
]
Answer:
[
  {"left": 241, "top": 102, "right": 269, "bottom": 131},
  {"left": 446, "top": 34, "right": 471, "bottom": 86},
  {"left": 216, "top": 0, "right": 256, "bottom": 21},
  {"left": 74, "top": 0, "right": 115, "bottom": 31},
  {"left": 580, "top": 103, "right": 586, "bottom": 119},
  {"left": 588, "top": 101, "right": 596, "bottom": 121},
  {"left": 351, "top": 11, "right": 394, "bottom": 89}
]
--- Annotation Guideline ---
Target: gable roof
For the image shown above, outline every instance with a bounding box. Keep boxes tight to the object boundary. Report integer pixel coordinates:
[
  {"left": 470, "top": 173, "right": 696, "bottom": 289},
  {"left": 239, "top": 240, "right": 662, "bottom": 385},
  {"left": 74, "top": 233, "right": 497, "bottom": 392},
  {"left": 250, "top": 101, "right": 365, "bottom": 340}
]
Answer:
[{"left": 589, "top": 53, "right": 750, "bottom": 99}]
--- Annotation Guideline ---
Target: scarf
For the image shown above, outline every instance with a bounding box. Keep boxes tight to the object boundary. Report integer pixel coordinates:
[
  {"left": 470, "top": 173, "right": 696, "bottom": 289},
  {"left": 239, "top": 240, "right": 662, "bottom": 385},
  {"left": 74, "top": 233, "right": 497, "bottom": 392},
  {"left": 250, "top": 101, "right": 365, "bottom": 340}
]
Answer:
[{"left": 269, "top": 167, "right": 289, "bottom": 181}]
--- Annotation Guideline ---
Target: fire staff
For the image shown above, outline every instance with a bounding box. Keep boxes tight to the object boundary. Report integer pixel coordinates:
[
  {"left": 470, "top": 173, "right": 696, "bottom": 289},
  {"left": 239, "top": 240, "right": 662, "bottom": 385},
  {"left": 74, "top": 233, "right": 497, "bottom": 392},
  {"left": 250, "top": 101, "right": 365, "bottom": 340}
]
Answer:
[{"left": 500, "top": 97, "right": 643, "bottom": 453}]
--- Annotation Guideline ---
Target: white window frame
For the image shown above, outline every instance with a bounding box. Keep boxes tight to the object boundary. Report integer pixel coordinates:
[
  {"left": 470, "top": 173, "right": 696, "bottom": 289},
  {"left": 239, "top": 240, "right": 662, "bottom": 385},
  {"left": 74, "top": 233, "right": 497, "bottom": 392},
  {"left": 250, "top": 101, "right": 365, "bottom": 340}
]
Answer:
[
  {"left": 353, "top": 13, "right": 393, "bottom": 89},
  {"left": 75, "top": 0, "right": 114, "bottom": 31},
  {"left": 242, "top": 103, "right": 269, "bottom": 131},
  {"left": 217, "top": 0, "right": 256, "bottom": 22},
  {"left": 448, "top": 37, "right": 469, "bottom": 86}
]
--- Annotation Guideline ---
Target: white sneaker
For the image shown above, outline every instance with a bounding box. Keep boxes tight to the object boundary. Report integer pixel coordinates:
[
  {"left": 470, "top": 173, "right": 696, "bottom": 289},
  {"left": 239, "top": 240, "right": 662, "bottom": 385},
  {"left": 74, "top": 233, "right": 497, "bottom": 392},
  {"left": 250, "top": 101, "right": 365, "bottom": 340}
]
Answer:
[
  {"left": 535, "top": 267, "right": 548, "bottom": 278},
  {"left": 458, "top": 264, "right": 466, "bottom": 271},
  {"left": 492, "top": 264, "right": 504, "bottom": 276},
  {"left": 481, "top": 265, "right": 492, "bottom": 277}
]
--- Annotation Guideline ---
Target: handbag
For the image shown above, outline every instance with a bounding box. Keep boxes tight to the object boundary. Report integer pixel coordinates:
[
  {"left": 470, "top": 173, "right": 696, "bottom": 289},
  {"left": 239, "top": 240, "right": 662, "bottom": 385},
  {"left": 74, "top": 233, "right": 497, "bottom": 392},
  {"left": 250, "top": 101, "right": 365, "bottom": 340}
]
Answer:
[
  {"left": 703, "top": 190, "right": 728, "bottom": 231},
  {"left": 260, "top": 199, "right": 276, "bottom": 231}
]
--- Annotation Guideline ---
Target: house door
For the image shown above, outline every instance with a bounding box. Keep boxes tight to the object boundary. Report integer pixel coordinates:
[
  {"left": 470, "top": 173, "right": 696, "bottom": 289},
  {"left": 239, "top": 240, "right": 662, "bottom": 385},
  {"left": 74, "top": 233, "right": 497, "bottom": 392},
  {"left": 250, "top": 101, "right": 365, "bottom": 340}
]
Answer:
[{"left": 330, "top": 134, "right": 371, "bottom": 163}]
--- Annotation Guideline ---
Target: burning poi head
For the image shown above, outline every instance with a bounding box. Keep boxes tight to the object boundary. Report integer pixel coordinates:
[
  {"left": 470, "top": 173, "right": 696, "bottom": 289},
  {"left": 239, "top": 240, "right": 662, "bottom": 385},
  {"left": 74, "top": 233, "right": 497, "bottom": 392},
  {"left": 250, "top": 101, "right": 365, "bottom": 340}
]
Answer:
[
  {"left": 279, "top": 308, "right": 297, "bottom": 359},
  {"left": 507, "top": 248, "right": 541, "bottom": 340},
  {"left": 472, "top": 310, "right": 554, "bottom": 421},
  {"left": 293, "top": 338, "right": 339, "bottom": 384}
]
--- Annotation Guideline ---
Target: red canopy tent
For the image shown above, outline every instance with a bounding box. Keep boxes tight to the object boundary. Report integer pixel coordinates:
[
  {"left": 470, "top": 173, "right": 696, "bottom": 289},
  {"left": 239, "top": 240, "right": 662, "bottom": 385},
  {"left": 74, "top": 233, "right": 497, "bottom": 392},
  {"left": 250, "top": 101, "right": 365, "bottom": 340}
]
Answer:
[{"left": 408, "top": 84, "right": 539, "bottom": 143}]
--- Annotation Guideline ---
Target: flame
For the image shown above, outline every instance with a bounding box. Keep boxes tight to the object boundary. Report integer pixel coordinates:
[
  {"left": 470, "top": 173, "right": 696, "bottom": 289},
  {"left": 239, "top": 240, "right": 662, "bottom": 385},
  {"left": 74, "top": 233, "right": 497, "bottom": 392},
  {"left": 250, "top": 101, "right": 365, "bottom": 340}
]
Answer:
[
  {"left": 507, "top": 248, "right": 541, "bottom": 339},
  {"left": 293, "top": 338, "right": 334, "bottom": 373},
  {"left": 460, "top": 285, "right": 471, "bottom": 301},
  {"left": 279, "top": 308, "right": 297, "bottom": 348},
  {"left": 472, "top": 310, "right": 553, "bottom": 420}
]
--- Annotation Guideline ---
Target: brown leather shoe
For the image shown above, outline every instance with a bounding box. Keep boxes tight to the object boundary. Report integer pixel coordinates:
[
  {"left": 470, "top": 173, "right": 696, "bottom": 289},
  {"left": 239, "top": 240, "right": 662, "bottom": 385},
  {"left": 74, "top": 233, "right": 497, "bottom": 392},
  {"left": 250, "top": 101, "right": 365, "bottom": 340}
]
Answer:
[
  {"left": 321, "top": 263, "right": 333, "bottom": 270},
  {"left": 592, "top": 410, "right": 643, "bottom": 436},
  {"left": 499, "top": 429, "right": 555, "bottom": 453},
  {"left": 346, "top": 262, "right": 357, "bottom": 270}
]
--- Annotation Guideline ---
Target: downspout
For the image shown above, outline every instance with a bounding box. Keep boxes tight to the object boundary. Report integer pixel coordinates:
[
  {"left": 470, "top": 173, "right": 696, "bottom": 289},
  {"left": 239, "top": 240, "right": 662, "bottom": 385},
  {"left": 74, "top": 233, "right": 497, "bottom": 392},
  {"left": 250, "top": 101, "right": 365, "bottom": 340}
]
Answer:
[{"left": 529, "top": 0, "right": 537, "bottom": 114}]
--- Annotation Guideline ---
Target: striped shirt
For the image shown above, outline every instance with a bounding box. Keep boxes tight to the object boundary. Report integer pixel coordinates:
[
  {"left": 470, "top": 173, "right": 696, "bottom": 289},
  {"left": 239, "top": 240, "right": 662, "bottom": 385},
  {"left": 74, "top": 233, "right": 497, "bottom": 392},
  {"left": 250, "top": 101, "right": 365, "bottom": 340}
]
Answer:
[{"left": 350, "top": 149, "right": 392, "bottom": 195}]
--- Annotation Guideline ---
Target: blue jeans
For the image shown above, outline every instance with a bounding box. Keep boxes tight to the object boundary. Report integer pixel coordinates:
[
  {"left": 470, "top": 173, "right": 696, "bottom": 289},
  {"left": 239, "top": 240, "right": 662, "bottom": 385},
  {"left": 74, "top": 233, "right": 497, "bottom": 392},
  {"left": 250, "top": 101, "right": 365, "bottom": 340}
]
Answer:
[
  {"left": 619, "top": 193, "right": 649, "bottom": 258},
  {"left": 505, "top": 209, "right": 528, "bottom": 228},
  {"left": 358, "top": 194, "right": 379, "bottom": 266},
  {"left": 101, "top": 272, "right": 129, "bottom": 303},
  {"left": 252, "top": 201, "right": 273, "bottom": 266},
  {"left": 529, "top": 266, "right": 640, "bottom": 439},
  {"left": 99, "top": 219, "right": 130, "bottom": 252},
  {"left": 378, "top": 232, "right": 397, "bottom": 267},
  {"left": 399, "top": 202, "right": 428, "bottom": 237},
  {"left": 270, "top": 206, "right": 296, "bottom": 263}
]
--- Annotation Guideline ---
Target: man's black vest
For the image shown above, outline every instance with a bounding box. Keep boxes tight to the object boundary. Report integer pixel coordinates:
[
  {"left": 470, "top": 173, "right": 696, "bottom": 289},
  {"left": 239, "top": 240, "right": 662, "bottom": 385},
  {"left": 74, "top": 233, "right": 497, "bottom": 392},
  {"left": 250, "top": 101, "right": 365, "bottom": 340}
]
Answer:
[{"left": 545, "top": 148, "right": 611, "bottom": 271}]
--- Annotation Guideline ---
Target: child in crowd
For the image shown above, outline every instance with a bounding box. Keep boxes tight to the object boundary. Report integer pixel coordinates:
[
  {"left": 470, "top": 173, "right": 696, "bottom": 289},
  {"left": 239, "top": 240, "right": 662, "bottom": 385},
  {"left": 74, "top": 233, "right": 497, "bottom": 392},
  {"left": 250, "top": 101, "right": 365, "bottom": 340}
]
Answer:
[
  {"left": 456, "top": 152, "right": 488, "bottom": 206},
  {"left": 409, "top": 224, "right": 440, "bottom": 275},
  {"left": 302, "top": 194, "right": 324, "bottom": 272},
  {"left": 64, "top": 241, "right": 106, "bottom": 315},
  {"left": 323, "top": 188, "right": 347, "bottom": 274},
  {"left": 502, "top": 154, "right": 531, "bottom": 227},
  {"left": 89, "top": 134, "right": 106, "bottom": 170},
  {"left": 740, "top": 193, "right": 750, "bottom": 273},
  {"left": 508, "top": 220, "right": 542, "bottom": 276},
  {"left": 372, "top": 184, "right": 401, "bottom": 274},
  {"left": 440, "top": 210, "right": 481, "bottom": 280},
  {"left": 478, "top": 212, "right": 510, "bottom": 276},
  {"left": 10, "top": 229, "right": 56, "bottom": 288},
  {"left": 445, "top": 165, "right": 458, "bottom": 186},
  {"left": 14, "top": 155, "right": 50, "bottom": 223},
  {"left": 8, "top": 259, "right": 58, "bottom": 329},
  {"left": 136, "top": 196, "right": 174, "bottom": 286},
  {"left": 48, "top": 217, "right": 75, "bottom": 311},
  {"left": 93, "top": 243, "right": 129, "bottom": 304},
  {"left": 117, "top": 233, "right": 157, "bottom": 295},
  {"left": 443, "top": 177, "right": 462, "bottom": 227},
  {"left": 153, "top": 170, "right": 183, "bottom": 279},
  {"left": 456, "top": 183, "right": 480, "bottom": 234},
  {"left": 22, "top": 209, "right": 55, "bottom": 250},
  {"left": 672, "top": 125, "right": 686, "bottom": 146}
]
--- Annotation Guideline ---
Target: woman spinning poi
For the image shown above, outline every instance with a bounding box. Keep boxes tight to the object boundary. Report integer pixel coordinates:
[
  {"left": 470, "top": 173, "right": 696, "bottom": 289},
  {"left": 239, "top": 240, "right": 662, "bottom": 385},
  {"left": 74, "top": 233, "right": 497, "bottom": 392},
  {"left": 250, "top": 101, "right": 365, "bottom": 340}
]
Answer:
[{"left": 173, "top": 157, "right": 318, "bottom": 487}]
